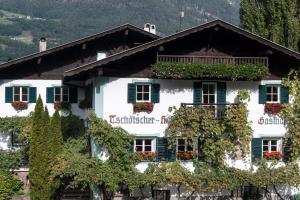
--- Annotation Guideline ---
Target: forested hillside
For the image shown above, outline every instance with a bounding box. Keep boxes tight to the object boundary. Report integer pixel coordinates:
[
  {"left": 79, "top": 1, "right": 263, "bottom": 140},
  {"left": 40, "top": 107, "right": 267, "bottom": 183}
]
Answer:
[{"left": 0, "top": 0, "right": 240, "bottom": 62}]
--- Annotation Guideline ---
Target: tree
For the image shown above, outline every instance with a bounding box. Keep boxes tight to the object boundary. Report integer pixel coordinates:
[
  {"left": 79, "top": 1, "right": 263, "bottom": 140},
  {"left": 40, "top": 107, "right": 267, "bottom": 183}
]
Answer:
[
  {"left": 29, "top": 96, "right": 52, "bottom": 200},
  {"left": 240, "top": 0, "right": 300, "bottom": 51}
]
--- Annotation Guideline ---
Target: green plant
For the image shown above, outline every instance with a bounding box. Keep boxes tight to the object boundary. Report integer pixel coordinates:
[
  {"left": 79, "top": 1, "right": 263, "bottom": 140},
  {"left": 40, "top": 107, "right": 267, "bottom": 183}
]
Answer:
[
  {"left": 11, "top": 101, "right": 28, "bottom": 111},
  {"left": 291, "top": 194, "right": 300, "bottom": 200},
  {"left": 0, "top": 170, "right": 23, "bottom": 200},
  {"left": 151, "top": 62, "right": 268, "bottom": 81}
]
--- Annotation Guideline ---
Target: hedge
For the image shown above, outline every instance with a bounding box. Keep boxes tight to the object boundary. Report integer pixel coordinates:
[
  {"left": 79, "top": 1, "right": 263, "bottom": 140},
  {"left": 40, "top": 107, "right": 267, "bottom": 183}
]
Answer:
[{"left": 151, "top": 62, "right": 269, "bottom": 80}]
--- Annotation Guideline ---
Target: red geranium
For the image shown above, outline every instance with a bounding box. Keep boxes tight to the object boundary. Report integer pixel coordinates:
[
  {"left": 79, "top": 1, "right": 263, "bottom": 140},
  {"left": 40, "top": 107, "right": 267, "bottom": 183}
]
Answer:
[
  {"left": 264, "top": 151, "right": 284, "bottom": 160},
  {"left": 131, "top": 151, "right": 157, "bottom": 161},
  {"left": 264, "top": 103, "right": 285, "bottom": 114},
  {"left": 11, "top": 101, "right": 28, "bottom": 111},
  {"left": 176, "top": 151, "right": 198, "bottom": 160},
  {"left": 133, "top": 102, "right": 154, "bottom": 113}
]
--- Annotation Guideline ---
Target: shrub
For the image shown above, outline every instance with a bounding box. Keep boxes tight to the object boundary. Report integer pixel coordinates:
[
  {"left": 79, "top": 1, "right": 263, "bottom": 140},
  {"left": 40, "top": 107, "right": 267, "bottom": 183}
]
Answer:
[{"left": 0, "top": 170, "right": 23, "bottom": 200}]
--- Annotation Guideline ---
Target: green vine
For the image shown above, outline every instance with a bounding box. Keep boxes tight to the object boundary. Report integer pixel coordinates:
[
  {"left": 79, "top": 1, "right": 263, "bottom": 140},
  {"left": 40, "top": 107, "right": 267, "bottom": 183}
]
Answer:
[
  {"left": 151, "top": 62, "right": 268, "bottom": 81},
  {"left": 281, "top": 69, "right": 300, "bottom": 161},
  {"left": 165, "top": 91, "right": 252, "bottom": 166}
]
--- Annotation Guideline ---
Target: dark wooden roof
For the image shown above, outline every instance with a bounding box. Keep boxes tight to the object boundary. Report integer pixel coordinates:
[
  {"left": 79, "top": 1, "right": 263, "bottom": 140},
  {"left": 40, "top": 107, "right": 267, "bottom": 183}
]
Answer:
[
  {"left": 0, "top": 24, "right": 159, "bottom": 70},
  {"left": 64, "top": 19, "right": 300, "bottom": 79}
]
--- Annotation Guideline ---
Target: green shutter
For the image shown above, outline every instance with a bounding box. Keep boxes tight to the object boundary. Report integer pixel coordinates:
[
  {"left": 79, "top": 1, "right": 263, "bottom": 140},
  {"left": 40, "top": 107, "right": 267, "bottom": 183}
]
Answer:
[
  {"left": 5, "top": 87, "right": 13, "bottom": 103},
  {"left": 69, "top": 88, "right": 78, "bottom": 103},
  {"left": 46, "top": 87, "right": 54, "bottom": 103},
  {"left": 167, "top": 139, "right": 176, "bottom": 162},
  {"left": 151, "top": 83, "right": 160, "bottom": 103},
  {"left": 157, "top": 137, "right": 168, "bottom": 161},
  {"left": 29, "top": 87, "right": 37, "bottom": 103},
  {"left": 252, "top": 138, "right": 262, "bottom": 161},
  {"left": 193, "top": 82, "right": 202, "bottom": 105},
  {"left": 217, "top": 82, "right": 226, "bottom": 104},
  {"left": 127, "top": 83, "right": 136, "bottom": 103},
  {"left": 283, "top": 138, "right": 292, "bottom": 162},
  {"left": 258, "top": 85, "right": 267, "bottom": 104},
  {"left": 198, "top": 138, "right": 205, "bottom": 161},
  {"left": 280, "top": 85, "right": 289, "bottom": 104},
  {"left": 129, "top": 141, "right": 134, "bottom": 153}
]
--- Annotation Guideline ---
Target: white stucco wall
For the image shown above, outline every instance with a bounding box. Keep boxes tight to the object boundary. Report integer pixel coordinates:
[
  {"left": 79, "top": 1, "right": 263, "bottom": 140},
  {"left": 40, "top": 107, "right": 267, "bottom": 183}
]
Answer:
[
  {"left": 92, "top": 77, "right": 287, "bottom": 171},
  {"left": 0, "top": 79, "right": 86, "bottom": 150}
]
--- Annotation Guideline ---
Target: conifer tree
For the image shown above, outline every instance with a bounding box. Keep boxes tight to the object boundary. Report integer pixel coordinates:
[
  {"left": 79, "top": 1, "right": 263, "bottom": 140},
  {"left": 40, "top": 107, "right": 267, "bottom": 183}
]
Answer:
[
  {"left": 50, "top": 110, "right": 63, "bottom": 159},
  {"left": 29, "top": 96, "right": 52, "bottom": 200},
  {"left": 240, "top": 0, "right": 300, "bottom": 51}
]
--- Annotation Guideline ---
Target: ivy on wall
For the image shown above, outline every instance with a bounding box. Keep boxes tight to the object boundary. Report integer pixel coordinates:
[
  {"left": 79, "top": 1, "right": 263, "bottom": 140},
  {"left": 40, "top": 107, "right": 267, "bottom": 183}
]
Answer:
[
  {"left": 165, "top": 91, "right": 252, "bottom": 166},
  {"left": 151, "top": 62, "right": 269, "bottom": 80}
]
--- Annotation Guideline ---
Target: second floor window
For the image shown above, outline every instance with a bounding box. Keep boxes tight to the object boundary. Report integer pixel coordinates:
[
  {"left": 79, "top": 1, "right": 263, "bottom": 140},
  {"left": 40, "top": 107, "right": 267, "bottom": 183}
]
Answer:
[
  {"left": 13, "top": 87, "right": 29, "bottom": 102},
  {"left": 202, "top": 83, "right": 216, "bottom": 104},
  {"left": 54, "top": 87, "right": 69, "bottom": 102},
  {"left": 136, "top": 84, "right": 151, "bottom": 102},
  {"left": 266, "top": 85, "right": 279, "bottom": 103},
  {"left": 134, "top": 139, "right": 152, "bottom": 152}
]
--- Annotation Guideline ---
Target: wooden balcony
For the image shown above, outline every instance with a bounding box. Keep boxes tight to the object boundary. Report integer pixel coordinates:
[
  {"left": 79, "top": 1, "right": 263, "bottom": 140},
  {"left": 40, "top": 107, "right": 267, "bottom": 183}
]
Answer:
[
  {"left": 181, "top": 103, "right": 238, "bottom": 120},
  {"left": 157, "top": 55, "right": 269, "bottom": 67}
]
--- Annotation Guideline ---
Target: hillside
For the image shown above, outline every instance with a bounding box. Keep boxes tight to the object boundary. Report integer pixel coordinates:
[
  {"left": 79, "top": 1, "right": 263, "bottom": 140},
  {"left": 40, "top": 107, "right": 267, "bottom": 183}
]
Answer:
[{"left": 0, "top": 0, "right": 240, "bottom": 62}]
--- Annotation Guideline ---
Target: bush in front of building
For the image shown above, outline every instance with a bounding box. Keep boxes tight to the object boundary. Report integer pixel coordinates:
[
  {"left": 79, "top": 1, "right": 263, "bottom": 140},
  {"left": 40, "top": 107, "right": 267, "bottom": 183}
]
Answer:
[{"left": 0, "top": 170, "right": 23, "bottom": 200}]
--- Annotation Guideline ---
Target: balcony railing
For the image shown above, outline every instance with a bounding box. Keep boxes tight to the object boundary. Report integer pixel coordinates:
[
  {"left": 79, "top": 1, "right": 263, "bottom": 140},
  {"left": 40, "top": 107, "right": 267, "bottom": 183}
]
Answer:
[
  {"left": 181, "top": 103, "right": 238, "bottom": 120},
  {"left": 157, "top": 55, "right": 269, "bottom": 67}
]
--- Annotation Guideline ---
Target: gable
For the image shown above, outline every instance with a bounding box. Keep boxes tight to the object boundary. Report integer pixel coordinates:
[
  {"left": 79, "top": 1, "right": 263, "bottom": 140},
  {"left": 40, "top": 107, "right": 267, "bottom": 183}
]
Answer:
[{"left": 0, "top": 24, "right": 159, "bottom": 80}]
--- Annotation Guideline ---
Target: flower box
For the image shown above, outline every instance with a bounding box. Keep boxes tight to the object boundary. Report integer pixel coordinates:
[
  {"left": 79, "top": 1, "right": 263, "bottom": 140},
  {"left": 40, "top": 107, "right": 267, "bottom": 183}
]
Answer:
[
  {"left": 79, "top": 99, "right": 92, "bottom": 109},
  {"left": 133, "top": 102, "right": 154, "bottom": 113},
  {"left": 131, "top": 151, "right": 157, "bottom": 161},
  {"left": 11, "top": 101, "right": 28, "bottom": 111},
  {"left": 264, "top": 103, "right": 285, "bottom": 114},
  {"left": 264, "top": 151, "right": 284, "bottom": 160},
  {"left": 54, "top": 101, "right": 71, "bottom": 111},
  {"left": 176, "top": 151, "right": 198, "bottom": 160}
]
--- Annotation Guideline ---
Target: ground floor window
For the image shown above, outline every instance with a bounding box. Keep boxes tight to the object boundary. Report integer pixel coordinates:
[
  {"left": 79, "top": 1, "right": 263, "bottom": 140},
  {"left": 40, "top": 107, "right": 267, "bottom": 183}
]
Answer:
[
  {"left": 262, "top": 138, "right": 283, "bottom": 160},
  {"left": 176, "top": 139, "right": 197, "bottom": 160},
  {"left": 152, "top": 190, "right": 170, "bottom": 200},
  {"left": 134, "top": 139, "right": 153, "bottom": 152}
]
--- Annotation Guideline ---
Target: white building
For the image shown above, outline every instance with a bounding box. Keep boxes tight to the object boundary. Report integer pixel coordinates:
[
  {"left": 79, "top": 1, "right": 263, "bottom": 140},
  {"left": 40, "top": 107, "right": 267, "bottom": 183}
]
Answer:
[{"left": 1, "top": 20, "right": 300, "bottom": 199}]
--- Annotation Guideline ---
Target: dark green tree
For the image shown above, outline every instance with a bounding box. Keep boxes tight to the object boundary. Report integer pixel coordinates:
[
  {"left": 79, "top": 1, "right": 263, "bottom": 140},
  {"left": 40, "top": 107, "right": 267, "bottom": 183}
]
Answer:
[
  {"left": 29, "top": 96, "right": 52, "bottom": 200},
  {"left": 240, "top": 0, "right": 300, "bottom": 51}
]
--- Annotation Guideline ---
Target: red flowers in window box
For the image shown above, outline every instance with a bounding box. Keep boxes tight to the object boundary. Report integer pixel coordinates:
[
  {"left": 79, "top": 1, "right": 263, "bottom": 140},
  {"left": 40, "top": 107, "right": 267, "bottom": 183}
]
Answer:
[
  {"left": 176, "top": 151, "right": 198, "bottom": 160},
  {"left": 11, "top": 101, "right": 28, "bottom": 111},
  {"left": 54, "top": 101, "right": 71, "bottom": 111},
  {"left": 264, "top": 103, "right": 285, "bottom": 114},
  {"left": 133, "top": 102, "right": 154, "bottom": 113},
  {"left": 131, "top": 151, "right": 157, "bottom": 161},
  {"left": 264, "top": 151, "right": 284, "bottom": 160}
]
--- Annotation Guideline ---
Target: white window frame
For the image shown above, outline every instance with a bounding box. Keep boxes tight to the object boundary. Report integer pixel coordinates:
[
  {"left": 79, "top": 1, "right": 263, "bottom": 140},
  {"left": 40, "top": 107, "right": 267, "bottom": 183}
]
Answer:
[
  {"left": 13, "top": 87, "right": 29, "bottom": 102},
  {"left": 262, "top": 138, "right": 282, "bottom": 154},
  {"left": 202, "top": 82, "right": 217, "bottom": 105},
  {"left": 136, "top": 84, "right": 151, "bottom": 103},
  {"left": 176, "top": 138, "right": 196, "bottom": 152},
  {"left": 266, "top": 85, "right": 280, "bottom": 103},
  {"left": 134, "top": 138, "right": 154, "bottom": 152},
  {"left": 54, "top": 87, "right": 69, "bottom": 102}
]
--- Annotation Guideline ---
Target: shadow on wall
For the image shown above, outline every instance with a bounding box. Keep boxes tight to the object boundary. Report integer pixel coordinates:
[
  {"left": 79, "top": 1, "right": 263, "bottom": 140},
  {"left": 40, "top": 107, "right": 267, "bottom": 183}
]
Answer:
[{"left": 0, "top": 132, "right": 11, "bottom": 150}]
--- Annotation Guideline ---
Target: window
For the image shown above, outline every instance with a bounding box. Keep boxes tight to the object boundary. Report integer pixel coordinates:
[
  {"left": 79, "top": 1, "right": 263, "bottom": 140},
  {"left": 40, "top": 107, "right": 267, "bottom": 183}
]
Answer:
[
  {"left": 266, "top": 85, "right": 280, "bottom": 103},
  {"left": 13, "top": 87, "right": 28, "bottom": 102},
  {"left": 202, "top": 83, "right": 216, "bottom": 104},
  {"left": 134, "top": 139, "right": 152, "bottom": 152},
  {"left": 262, "top": 139, "right": 281, "bottom": 153},
  {"left": 136, "top": 84, "right": 151, "bottom": 102},
  {"left": 11, "top": 131, "right": 23, "bottom": 147},
  {"left": 177, "top": 139, "right": 194, "bottom": 152},
  {"left": 152, "top": 190, "right": 170, "bottom": 200},
  {"left": 54, "top": 87, "right": 69, "bottom": 102}
]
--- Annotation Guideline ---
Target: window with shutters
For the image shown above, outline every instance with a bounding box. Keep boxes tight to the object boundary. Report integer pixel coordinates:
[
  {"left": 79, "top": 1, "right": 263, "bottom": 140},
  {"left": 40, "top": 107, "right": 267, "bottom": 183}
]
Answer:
[
  {"left": 176, "top": 139, "right": 197, "bottom": 160},
  {"left": 136, "top": 84, "right": 151, "bottom": 102},
  {"left": 266, "top": 85, "right": 280, "bottom": 103},
  {"left": 13, "top": 87, "right": 29, "bottom": 102},
  {"left": 134, "top": 139, "right": 153, "bottom": 152},
  {"left": 262, "top": 139, "right": 281, "bottom": 153},
  {"left": 202, "top": 83, "right": 216, "bottom": 104},
  {"left": 54, "top": 87, "right": 69, "bottom": 102}
]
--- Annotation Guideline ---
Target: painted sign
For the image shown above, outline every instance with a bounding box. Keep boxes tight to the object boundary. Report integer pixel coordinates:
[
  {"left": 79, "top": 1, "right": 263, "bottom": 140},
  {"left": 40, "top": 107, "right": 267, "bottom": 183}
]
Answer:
[
  {"left": 258, "top": 116, "right": 285, "bottom": 125},
  {"left": 109, "top": 114, "right": 170, "bottom": 125}
]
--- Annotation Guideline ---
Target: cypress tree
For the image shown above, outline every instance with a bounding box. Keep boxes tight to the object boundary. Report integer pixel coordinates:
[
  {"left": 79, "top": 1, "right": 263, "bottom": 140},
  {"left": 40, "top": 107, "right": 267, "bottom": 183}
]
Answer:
[
  {"left": 50, "top": 110, "right": 63, "bottom": 159},
  {"left": 240, "top": 0, "right": 300, "bottom": 51},
  {"left": 29, "top": 97, "right": 52, "bottom": 200}
]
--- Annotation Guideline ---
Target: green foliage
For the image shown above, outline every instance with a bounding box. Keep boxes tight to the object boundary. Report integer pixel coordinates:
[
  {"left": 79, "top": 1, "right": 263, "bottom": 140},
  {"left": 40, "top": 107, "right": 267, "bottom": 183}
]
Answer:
[
  {"left": 240, "top": 0, "right": 300, "bottom": 51},
  {"left": 281, "top": 69, "right": 300, "bottom": 161},
  {"left": 50, "top": 110, "right": 63, "bottom": 159},
  {"left": 0, "top": 170, "right": 23, "bottom": 200},
  {"left": 61, "top": 114, "right": 85, "bottom": 141},
  {"left": 29, "top": 96, "right": 52, "bottom": 200},
  {"left": 165, "top": 91, "right": 252, "bottom": 166},
  {"left": 0, "top": 150, "right": 22, "bottom": 171},
  {"left": 151, "top": 62, "right": 269, "bottom": 81}
]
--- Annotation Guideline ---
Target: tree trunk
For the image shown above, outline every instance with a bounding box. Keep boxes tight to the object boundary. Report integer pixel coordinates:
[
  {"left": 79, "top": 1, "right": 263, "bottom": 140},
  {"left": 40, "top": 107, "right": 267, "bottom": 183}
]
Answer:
[
  {"left": 273, "top": 185, "right": 284, "bottom": 200},
  {"left": 177, "top": 184, "right": 181, "bottom": 200}
]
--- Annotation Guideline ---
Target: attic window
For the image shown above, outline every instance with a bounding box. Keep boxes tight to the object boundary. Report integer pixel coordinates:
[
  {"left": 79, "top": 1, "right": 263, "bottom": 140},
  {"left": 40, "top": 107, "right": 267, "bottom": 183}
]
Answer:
[{"left": 97, "top": 52, "right": 107, "bottom": 61}]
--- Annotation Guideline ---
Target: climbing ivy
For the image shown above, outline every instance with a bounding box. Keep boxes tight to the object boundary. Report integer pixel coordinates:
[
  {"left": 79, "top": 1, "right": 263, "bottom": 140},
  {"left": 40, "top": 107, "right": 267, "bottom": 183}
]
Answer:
[
  {"left": 165, "top": 91, "right": 252, "bottom": 166},
  {"left": 281, "top": 69, "right": 300, "bottom": 161}
]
